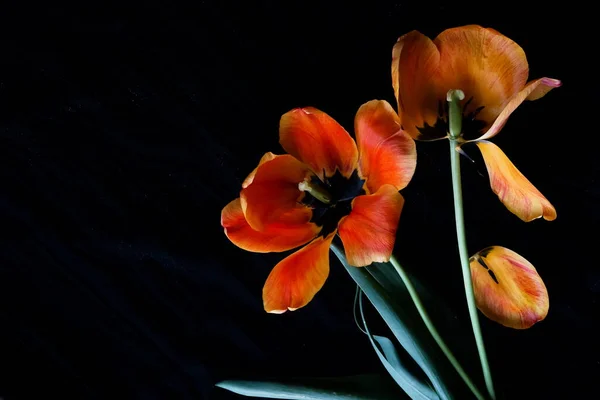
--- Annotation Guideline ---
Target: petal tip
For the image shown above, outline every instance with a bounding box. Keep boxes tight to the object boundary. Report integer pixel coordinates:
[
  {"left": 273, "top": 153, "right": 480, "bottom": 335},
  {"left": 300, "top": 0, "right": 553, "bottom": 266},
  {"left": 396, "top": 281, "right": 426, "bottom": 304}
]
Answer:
[
  {"left": 543, "top": 213, "right": 557, "bottom": 222},
  {"left": 540, "top": 77, "right": 562, "bottom": 88},
  {"left": 265, "top": 307, "right": 287, "bottom": 314}
]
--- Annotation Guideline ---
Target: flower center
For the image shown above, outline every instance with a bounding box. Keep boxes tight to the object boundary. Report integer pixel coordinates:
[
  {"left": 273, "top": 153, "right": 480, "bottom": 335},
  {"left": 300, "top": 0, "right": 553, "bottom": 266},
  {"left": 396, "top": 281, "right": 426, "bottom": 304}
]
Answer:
[
  {"left": 415, "top": 95, "right": 488, "bottom": 140},
  {"left": 299, "top": 169, "right": 365, "bottom": 237}
]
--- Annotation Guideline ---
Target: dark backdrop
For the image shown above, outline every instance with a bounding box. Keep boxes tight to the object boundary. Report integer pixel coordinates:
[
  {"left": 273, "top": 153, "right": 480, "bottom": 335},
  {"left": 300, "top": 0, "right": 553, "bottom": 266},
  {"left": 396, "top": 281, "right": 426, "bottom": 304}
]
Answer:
[{"left": 1, "top": 1, "right": 597, "bottom": 399}]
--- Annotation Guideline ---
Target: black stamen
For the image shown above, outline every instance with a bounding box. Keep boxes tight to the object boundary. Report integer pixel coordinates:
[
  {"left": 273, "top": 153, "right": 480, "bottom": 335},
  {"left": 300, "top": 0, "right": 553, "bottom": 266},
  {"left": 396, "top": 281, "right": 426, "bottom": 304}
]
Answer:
[
  {"left": 470, "top": 105, "right": 485, "bottom": 120},
  {"left": 301, "top": 169, "right": 365, "bottom": 238},
  {"left": 464, "top": 96, "right": 474, "bottom": 109}
]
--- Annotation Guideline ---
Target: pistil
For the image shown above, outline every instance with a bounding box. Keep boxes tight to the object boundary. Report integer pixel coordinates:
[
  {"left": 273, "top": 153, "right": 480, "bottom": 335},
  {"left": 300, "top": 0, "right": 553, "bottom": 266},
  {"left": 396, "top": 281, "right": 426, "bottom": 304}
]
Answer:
[{"left": 299, "top": 179, "right": 332, "bottom": 205}]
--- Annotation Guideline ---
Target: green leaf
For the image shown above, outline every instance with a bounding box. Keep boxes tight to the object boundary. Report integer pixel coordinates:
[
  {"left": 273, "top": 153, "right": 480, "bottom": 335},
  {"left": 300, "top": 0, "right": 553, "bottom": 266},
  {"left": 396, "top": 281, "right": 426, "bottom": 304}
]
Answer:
[
  {"left": 357, "top": 288, "right": 438, "bottom": 400},
  {"left": 370, "top": 335, "right": 438, "bottom": 400},
  {"left": 367, "top": 261, "right": 478, "bottom": 365},
  {"left": 215, "top": 374, "right": 409, "bottom": 399},
  {"left": 331, "top": 243, "right": 466, "bottom": 400}
]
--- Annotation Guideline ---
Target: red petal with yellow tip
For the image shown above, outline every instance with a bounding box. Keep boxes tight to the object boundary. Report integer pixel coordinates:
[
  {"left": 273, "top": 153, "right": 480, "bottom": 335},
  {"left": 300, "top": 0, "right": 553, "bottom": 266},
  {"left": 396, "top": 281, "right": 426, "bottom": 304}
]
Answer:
[
  {"left": 477, "top": 77, "right": 562, "bottom": 141},
  {"left": 392, "top": 31, "right": 443, "bottom": 140},
  {"left": 221, "top": 198, "right": 320, "bottom": 253},
  {"left": 240, "top": 154, "right": 313, "bottom": 231},
  {"left": 469, "top": 246, "right": 549, "bottom": 329},
  {"left": 434, "top": 25, "right": 529, "bottom": 129},
  {"left": 476, "top": 141, "right": 556, "bottom": 222},
  {"left": 355, "top": 100, "right": 416, "bottom": 193},
  {"left": 280, "top": 107, "right": 359, "bottom": 180},
  {"left": 262, "top": 234, "right": 334, "bottom": 313},
  {"left": 337, "top": 184, "right": 404, "bottom": 267}
]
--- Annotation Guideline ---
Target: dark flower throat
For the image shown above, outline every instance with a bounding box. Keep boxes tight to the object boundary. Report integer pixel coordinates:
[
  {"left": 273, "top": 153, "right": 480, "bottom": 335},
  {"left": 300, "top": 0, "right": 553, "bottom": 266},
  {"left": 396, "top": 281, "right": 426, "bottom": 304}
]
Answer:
[
  {"left": 416, "top": 96, "right": 487, "bottom": 141},
  {"left": 300, "top": 169, "right": 365, "bottom": 237}
]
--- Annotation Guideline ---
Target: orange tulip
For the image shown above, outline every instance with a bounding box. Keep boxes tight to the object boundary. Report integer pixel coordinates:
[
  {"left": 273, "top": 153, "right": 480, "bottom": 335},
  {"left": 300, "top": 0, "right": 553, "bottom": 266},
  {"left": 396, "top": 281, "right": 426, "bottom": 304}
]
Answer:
[
  {"left": 221, "top": 100, "right": 416, "bottom": 313},
  {"left": 469, "top": 246, "right": 549, "bottom": 329},
  {"left": 391, "top": 25, "right": 560, "bottom": 222}
]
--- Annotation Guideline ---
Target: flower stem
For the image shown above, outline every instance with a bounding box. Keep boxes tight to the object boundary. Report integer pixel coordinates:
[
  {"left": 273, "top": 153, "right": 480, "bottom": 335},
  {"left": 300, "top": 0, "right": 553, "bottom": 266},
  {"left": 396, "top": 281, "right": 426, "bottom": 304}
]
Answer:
[
  {"left": 389, "top": 255, "right": 486, "bottom": 400},
  {"left": 447, "top": 90, "right": 496, "bottom": 400}
]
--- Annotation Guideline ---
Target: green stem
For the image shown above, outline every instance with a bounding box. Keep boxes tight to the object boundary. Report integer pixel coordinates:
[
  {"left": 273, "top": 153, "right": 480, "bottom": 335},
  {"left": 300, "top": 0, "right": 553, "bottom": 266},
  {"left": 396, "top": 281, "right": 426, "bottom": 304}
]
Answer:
[
  {"left": 389, "top": 255, "right": 486, "bottom": 400},
  {"left": 447, "top": 90, "right": 496, "bottom": 400}
]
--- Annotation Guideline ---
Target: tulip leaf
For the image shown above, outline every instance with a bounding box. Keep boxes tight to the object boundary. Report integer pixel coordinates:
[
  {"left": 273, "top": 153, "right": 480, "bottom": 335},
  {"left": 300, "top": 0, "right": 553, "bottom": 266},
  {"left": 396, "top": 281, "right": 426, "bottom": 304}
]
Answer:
[
  {"left": 366, "top": 255, "right": 480, "bottom": 373},
  {"left": 357, "top": 288, "right": 439, "bottom": 399},
  {"left": 215, "top": 373, "right": 409, "bottom": 399},
  {"left": 331, "top": 242, "right": 470, "bottom": 400}
]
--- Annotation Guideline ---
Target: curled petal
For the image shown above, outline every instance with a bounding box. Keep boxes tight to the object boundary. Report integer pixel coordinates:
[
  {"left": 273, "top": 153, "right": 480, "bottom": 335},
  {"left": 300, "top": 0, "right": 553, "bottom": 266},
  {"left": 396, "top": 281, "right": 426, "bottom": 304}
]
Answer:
[
  {"left": 476, "top": 141, "right": 556, "bottom": 221},
  {"left": 221, "top": 198, "right": 319, "bottom": 253},
  {"left": 263, "top": 234, "right": 334, "bottom": 313},
  {"left": 478, "top": 77, "right": 562, "bottom": 141},
  {"left": 240, "top": 154, "right": 313, "bottom": 231},
  {"left": 470, "top": 246, "right": 549, "bottom": 329},
  {"left": 355, "top": 100, "right": 416, "bottom": 193},
  {"left": 242, "top": 152, "right": 277, "bottom": 188},
  {"left": 434, "top": 25, "right": 529, "bottom": 129},
  {"left": 337, "top": 184, "right": 404, "bottom": 267},
  {"left": 391, "top": 31, "right": 443, "bottom": 140},
  {"left": 280, "top": 107, "right": 358, "bottom": 179}
]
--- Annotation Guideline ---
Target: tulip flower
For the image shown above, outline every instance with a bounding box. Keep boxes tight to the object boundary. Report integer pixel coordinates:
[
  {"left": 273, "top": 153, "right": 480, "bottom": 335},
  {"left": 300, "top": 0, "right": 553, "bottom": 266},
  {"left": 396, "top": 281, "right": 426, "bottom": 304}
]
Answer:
[
  {"left": 221, "top": 100, "right": 416, "bottom": 313},
  {"left": 391, "top": 24, "right": 560, "bottom": 222}
]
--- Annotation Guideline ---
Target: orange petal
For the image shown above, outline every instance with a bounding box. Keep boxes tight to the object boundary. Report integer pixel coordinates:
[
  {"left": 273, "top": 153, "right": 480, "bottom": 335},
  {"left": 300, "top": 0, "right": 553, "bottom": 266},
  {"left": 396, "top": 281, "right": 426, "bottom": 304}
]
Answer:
[
  {"left": 470, "top": 246, "right": 549, "bottom": 329},
  {"left": 477, "top": 77, "right": 562, "bottom": 140},
  {"left": 263, "top": 234, "right": 334, "bottom": 313},
  {"left": 242, "top": 152, "right": 277, "bottom": 188},
  {"left": 280, "top": 107, "right": 359, "bottom": 180},
  {"left": 434, "top": 25, "right": 529, "bottom": 130},
  {"left": 240, "top": 154, "right": 313, "bottom": 231},
  {"left": 476, "top": 141, "right": 556, "bottom": 222},
  {"left": 391, "top": 30, "right": 443, "bottom": 140},
  {"left": 355, "top": 100, "right": 417, "bottom": 193},
  {"left": 337, "top": 184, "right": 404, "bottom": 267},
  {"left": 221, "top": 198, "right": 320, "bottom": 253}
]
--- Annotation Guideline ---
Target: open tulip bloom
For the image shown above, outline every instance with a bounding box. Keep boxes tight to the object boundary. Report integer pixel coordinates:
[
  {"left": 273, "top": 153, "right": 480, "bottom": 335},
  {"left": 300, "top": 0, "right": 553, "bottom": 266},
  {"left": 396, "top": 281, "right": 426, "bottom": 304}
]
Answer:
[
  {"left": 392, "top": 24, "right": 560, "bottom": 222},
  {"left": 221, "top": 100, "right": 416, "bottom": 313},
  {"left": 218, "top": 24, "right": 559, "bottom": 400}
]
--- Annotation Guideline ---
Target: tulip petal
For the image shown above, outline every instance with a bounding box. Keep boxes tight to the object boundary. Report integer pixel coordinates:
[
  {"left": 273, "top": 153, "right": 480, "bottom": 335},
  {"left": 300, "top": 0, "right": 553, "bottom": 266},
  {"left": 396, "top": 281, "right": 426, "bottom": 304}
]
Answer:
[
  {"left": 355, "top": 100, "right": 417, "bottom": 193},
  {"left": 240, "top": 154, "right": 313, "bottom": 231},
  {"left": 242, "top": 152, "right": 277, "bottom": 188},
  {"left": 476, "top": 141, "right": 556, "bottom": 221},
  {"left": 469, "top": 246, "right": 549, "bottom": 329},
  {"left": 263, "top": 234, "right": 334, "bottom": 313},
  {"left": 434, "top": 25, "right": 529, "bottom": 131},
  {"left": 477, "top": 77, "right": 562, "bottom": 141},
  {"left": 221, "top": 198, "right": 320, "bottom": 253},
  {"left": 337, "top": 184, "right": 404, "bottom": 267},
  {"left": 280, "top": 107, "right": 358, "bottom": 180},
  {"left": 392, "top": 31, "right": 444, "bottom": 140}
]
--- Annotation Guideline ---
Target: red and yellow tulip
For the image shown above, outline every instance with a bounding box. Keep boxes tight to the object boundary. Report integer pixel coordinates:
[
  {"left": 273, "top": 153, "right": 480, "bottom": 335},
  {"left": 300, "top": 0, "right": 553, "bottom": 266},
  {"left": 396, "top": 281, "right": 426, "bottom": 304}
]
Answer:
[
  {"left": 391, "top": 24, "right": 560, "bottom": 222},
  {"left": 221, "top": 100, "right": 416, "bottom": 313}
]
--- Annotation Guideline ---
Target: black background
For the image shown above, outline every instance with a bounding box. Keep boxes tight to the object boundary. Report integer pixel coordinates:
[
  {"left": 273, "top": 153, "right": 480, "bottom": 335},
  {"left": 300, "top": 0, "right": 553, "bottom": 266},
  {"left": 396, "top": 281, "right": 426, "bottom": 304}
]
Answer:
[{"left": 1, "top": 1, "right": 598, "bottom": 399}]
